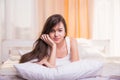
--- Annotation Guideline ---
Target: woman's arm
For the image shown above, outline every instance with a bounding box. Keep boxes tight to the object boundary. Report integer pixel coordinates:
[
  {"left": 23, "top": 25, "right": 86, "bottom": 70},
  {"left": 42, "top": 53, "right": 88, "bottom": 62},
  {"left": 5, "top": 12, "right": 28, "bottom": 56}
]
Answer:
[
  {"left": 47, "top": 45, "right": 56, "bottom": 67},
  {"left": 37, "top": 56, "right": 56, "bottom": 68},
  {"left": 70, "top": 38, "right": 79, "bottom": 62},
  {"left": 40, "top": 34, "right": 56, "bottom": 67}
]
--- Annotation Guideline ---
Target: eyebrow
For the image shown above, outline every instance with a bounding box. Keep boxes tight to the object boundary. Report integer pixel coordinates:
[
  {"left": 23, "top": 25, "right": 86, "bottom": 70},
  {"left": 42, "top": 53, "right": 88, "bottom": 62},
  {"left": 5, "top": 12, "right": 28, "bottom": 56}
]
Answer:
[
  {"left": 51, "top": 27, "right": 63, "bottom": 30},
  {"left": 58, "top": 28, "right": 63, "bottom": 29}
]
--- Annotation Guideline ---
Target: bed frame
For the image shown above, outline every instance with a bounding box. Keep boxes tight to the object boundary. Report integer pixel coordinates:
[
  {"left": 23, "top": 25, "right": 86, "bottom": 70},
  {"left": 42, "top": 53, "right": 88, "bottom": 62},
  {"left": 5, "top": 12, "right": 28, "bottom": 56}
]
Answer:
[
  {"left": 1, "top": 40, "right": 35, "bottom": 64},
  {"left": 0, "top": 39, "right": 110, "bottom": 64}
]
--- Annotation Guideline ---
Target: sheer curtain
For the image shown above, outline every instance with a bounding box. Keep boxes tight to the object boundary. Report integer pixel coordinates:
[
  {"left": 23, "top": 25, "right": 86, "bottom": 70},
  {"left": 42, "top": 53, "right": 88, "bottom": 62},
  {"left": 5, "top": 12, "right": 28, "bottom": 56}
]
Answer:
[
  {"left": 0, "top": 0, "right": 38, "bottom": 63},
  {"left": 92, "top": 0, "right": 120, "bottom": 56},
  {"left": 2, "top": 0, "right": 37, "bottom": 40},
  {"left": 0, "top": 0, "right": 5, "bottom": 63}
]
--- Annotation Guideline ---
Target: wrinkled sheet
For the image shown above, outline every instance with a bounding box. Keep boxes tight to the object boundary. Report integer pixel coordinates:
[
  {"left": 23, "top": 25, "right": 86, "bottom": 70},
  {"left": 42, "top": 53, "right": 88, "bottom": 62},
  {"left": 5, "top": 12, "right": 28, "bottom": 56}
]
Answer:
[{"left": 0, "top": 75, "right": 120, "bottom": 80}]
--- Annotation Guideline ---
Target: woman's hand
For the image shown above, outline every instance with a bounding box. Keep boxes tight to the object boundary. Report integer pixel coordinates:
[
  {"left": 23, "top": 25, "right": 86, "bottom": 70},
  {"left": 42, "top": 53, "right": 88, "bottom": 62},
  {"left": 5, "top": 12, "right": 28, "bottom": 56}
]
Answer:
[
  {"left": 38, "top": 56, "right": 48, "bottom": 65},
  {"left": 41, "top": 34, "right": 56, "bottom": 47},
  {"left": 37, "top": 57, "right": 55, "bottom": 68},
  {"left": 37, "top": 57, "right": 47, "bottom": 66}
]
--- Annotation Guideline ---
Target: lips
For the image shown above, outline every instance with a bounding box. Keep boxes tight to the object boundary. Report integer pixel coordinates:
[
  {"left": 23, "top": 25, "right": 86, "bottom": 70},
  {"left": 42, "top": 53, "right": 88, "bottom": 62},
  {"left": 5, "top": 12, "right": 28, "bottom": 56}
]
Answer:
[{"left": 53, "top": 38, "right": 60, "bottom": 41}]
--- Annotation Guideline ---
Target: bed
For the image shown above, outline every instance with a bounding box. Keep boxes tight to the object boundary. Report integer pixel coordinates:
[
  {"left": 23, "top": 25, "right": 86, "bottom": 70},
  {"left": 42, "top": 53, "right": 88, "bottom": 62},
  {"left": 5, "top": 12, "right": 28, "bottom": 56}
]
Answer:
[{"left": 0, "top": 38, "right": 120, "bottom": 80}]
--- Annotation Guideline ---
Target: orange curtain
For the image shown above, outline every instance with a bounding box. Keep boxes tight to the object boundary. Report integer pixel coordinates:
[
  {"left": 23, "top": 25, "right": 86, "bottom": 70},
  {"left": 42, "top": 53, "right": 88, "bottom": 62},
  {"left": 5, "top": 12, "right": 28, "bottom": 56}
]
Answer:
[
  {"left": 64, "top": 0, "right": 90, "bottom": 38},
  {"left": 37, "top": 0, "right": 91, "bottom": 39}
]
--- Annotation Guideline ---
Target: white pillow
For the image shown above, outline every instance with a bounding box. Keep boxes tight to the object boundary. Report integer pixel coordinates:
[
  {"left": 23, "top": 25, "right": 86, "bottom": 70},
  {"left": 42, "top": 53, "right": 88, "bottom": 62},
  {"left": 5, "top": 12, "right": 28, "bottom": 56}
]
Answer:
[
  {"left": 77, "top": 38, "right": 105, "bottom": 61},
  {"left": 14, "top": 60, "right": 103, "bottom": 80},
  {"left": 78, "top": 45, "right": 105, "bottom": 61},
  {"left": 18, "top": 49, "right": 31, "bottom": 56}
]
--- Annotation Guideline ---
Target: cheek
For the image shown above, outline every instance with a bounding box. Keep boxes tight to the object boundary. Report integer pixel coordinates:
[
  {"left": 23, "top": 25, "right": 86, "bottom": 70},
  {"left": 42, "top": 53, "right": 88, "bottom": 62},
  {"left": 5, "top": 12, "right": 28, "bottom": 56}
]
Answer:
[
  {"left": 61, "top": 32, "right": 66, "bottom": 36},
  {"left": 49, "top": 33, "right": 54, "bottom": 38}
]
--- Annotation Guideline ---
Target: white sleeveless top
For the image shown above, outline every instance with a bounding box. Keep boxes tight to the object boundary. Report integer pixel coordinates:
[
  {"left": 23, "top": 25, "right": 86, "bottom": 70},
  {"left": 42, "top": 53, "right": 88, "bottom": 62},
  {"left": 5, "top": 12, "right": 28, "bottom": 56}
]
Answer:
[{"left": 56, "top": 36, "right": 71, "bottom": 67}]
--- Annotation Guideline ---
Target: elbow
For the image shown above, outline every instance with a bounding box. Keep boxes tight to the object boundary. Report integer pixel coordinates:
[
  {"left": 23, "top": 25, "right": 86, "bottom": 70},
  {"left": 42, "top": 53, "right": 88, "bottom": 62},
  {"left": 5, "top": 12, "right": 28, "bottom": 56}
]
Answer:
[
  {"left": 71, "top": 58, "right": 80, "bottom": 62},
  {"left": 49, "top": 64, "right": 56, "bottom": 68},
  {"left": 48, "top": 62, "right": 56, "bottom": 68}
]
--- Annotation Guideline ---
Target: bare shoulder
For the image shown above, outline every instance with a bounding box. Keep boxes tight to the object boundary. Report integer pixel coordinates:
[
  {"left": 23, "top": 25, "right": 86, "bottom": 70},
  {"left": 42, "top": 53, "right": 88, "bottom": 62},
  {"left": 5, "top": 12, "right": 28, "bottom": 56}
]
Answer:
[
  {"left": 69, "top": 37, "right": 77, "bottom": 45},
  {"left": 69, "top": 37, "right": 79, "bottom": 61}
]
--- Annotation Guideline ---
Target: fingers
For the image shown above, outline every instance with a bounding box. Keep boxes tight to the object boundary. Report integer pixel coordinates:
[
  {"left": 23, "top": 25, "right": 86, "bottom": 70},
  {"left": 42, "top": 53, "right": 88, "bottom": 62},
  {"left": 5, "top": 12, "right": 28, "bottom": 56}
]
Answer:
[
  {"left": 41, "top": 34, "right": 48, "bottom": 43},
  {"left": 40, "top": 34, "right": 56, "bottom": 47},
  {"left": 41, "top": 34, "right": 50, "bottom": 43},
  {"left": 40, "top": 34, "right": 45, "bottom": 41},
  {"left": 46, "top": 35, "right": 52, "bottom": 42}
]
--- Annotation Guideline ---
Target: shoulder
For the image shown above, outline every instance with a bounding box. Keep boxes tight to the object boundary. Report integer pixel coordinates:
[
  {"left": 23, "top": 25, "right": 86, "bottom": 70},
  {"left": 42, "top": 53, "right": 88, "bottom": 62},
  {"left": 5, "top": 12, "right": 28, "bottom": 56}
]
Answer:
[
  {"left": 66, "top": 37, "right": 77, "bottom": 46},
  {"left": 69, "top": 37, "right": 77, "bottom": 44},
  {"left": 68, "top": 37, "right": 79, "bottom": 61}
]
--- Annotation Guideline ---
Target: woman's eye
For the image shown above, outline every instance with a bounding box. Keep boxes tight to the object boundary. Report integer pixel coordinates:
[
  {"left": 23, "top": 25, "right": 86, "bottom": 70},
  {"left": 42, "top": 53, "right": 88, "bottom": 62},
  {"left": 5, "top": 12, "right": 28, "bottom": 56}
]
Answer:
[{"left": 59, "top": 30, "right": 62, "bottom": 32}]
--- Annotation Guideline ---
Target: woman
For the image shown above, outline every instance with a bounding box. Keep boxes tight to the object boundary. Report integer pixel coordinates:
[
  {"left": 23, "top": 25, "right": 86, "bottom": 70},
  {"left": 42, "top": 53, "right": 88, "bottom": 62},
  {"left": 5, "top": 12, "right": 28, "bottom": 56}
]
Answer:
[{"left": 19, "top": 14, "right": 79, "bottom": 68}]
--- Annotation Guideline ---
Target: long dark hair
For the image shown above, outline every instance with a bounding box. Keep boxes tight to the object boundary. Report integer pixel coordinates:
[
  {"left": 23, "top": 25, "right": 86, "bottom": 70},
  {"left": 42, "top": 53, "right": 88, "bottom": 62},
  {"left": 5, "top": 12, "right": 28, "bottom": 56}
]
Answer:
[{"left": 19, "top": 14, "right": 67, "bottom": 63}]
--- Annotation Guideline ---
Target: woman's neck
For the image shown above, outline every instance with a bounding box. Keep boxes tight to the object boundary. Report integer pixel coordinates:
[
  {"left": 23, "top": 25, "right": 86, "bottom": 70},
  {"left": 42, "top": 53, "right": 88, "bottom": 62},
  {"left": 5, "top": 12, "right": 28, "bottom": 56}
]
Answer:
[{"left": 56, "top": 39, "right": 65, "bottom": 49}]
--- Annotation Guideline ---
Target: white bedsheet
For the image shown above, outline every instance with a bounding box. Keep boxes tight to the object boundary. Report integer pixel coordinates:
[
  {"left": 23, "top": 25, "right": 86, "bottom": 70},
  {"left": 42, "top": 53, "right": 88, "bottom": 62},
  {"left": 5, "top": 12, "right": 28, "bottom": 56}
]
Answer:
[{"left": 0, "top": 59, "right": 120, "bottom": 80}]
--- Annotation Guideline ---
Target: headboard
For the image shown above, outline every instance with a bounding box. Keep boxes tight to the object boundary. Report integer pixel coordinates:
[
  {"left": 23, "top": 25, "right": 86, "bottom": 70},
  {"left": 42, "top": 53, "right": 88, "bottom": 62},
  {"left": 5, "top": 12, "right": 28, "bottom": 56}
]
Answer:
[
  {"left": 1, "top": 40, "right": 35, "bottom": 63},
  {"left": 0, "top": 39, "right": 110, "bottom": 63}
]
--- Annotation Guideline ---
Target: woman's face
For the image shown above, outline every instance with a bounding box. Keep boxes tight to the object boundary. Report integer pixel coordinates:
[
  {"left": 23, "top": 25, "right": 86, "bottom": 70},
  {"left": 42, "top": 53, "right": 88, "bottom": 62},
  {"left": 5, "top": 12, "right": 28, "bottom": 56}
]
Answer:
[{"left": 49, "top": 22, "right": 66, "bottom": 44}]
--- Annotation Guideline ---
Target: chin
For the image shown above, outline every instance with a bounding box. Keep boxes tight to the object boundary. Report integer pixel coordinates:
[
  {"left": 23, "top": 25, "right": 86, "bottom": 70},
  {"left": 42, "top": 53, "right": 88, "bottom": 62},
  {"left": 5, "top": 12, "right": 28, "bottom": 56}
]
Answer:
[
  {"left": 53, "top": 38, "right": 64, "bottom": 44},
  {"left": 54, "top": 41, "right": 60, "bottom": 44},
  {"left": 54, "top": 40, "right": 61, "bottom": 44}
]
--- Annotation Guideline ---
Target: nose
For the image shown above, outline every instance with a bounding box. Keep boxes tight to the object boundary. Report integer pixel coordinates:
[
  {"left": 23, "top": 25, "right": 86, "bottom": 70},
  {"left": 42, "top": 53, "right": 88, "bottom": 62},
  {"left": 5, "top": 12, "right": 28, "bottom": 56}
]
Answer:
[{"left": 54, "top": 31, "right": 58, "bottom": 37}]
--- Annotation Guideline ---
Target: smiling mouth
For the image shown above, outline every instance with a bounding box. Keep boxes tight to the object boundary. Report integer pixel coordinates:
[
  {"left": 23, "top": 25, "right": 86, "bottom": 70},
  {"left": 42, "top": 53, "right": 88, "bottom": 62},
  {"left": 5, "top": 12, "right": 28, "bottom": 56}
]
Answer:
[{"left": 53, "top": 38, "right": 60, "bottom": 41}]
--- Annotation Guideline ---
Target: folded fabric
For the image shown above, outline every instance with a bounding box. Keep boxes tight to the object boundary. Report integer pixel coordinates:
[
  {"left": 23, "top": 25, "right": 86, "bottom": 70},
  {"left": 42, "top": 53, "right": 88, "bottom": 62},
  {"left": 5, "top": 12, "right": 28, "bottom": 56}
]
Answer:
[{"left": 14, "top": 60, "right": 103, "bottom": 80}]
